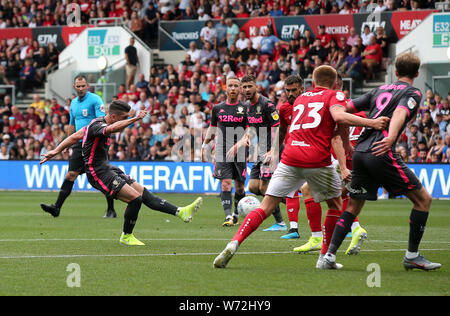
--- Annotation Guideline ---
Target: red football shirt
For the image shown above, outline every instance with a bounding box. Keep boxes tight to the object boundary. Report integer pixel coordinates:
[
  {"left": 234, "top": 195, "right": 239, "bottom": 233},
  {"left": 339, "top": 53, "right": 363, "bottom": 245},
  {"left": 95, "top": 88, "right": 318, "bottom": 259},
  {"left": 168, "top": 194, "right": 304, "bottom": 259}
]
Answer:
[
  {"left": 277, "top": 101, "right": 293, "bottom": 144},
  {"left": 330, "top": 109, "right": 367, "bottom": 168},
  {"left": 281, "top": 87, "right": 347, "bottom": 168}
]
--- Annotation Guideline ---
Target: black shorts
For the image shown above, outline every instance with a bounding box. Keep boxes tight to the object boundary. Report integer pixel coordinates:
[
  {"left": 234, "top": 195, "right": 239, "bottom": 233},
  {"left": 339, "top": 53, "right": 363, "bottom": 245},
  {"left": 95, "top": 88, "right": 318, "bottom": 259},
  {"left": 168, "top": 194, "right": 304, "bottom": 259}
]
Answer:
[
  {"left": 68, "top": 142, "right": 85, "bottom": 174},
  {"left": 250, "top": 160, "right": 273, "bottom": 181},
  {"left": 86, "top": 164, "right": 135, "bottom": 199},
  {"left": 348, "top": 151, "right": 422, "bottom": 201},
  {"left": 213, "top": 161, "right": 247, "bottom": 183}
]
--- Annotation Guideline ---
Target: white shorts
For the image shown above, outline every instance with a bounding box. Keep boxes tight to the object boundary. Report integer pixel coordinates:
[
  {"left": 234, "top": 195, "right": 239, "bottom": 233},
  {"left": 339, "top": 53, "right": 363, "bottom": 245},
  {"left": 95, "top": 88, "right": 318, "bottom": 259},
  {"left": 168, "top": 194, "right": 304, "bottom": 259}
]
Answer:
[{"left": 266, "top": 162, "right": 342, "bottom": 203}]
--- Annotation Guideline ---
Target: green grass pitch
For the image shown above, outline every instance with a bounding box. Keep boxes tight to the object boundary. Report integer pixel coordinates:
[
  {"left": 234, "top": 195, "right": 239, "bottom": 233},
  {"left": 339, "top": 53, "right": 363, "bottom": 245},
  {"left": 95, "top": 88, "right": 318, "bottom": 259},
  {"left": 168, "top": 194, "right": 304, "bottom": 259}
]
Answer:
[{"left": 0, "top": 191, "right": 448, "bottom": 296}]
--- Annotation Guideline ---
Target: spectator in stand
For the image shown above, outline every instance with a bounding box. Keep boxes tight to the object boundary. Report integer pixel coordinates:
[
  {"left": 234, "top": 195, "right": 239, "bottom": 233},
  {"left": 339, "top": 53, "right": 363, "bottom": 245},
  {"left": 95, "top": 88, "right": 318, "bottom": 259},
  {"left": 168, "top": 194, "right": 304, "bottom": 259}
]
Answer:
[
  {"left": 343, "top": 45, "right": 363, "bottom": 82},
  {"left": 125, "top": 37, "right": 139, "bottom": 90},
  {"left": 200, "top": 20, "right": 217, "bottom": 49},
  {"left": 235, "top": 31, "right": 250, "bottom": 52},
  {"left": 270, "top": 2, "right": 285, "bottom": 16},
  {"left": 187, "top": 41, "right": 201, "bottom": 64},
  {"left": 361, "top": 25, "right": 374, "bottom": 46},
  {"left": 144, "top": 2, "right": 159, "bottom": 44},
  {"left": 316, "top": 27, "right": 332, "bottom": 50},
  {"left": 259, "top": 28, "right": 288, "bottom": 58},
  {"left": 375, "top": 26, "right": 389, "bottom": 58},
  {"left": 17, "top": 58, "right": 36, "bottom": 98},
  {"left": 306, "top": 0, "right": 320, "bottom": 14},
  {"left": 306, "top": 38, "right": 328, "bottom": 64},
  {"left": 347, "top": 27, "right": 360, "bottom": 47},
  {"left": 226, "top": 18, "right": 240, "bottom": 49},
  {"left": 361, "top": 35, "right": 382, "bottom": 80}
]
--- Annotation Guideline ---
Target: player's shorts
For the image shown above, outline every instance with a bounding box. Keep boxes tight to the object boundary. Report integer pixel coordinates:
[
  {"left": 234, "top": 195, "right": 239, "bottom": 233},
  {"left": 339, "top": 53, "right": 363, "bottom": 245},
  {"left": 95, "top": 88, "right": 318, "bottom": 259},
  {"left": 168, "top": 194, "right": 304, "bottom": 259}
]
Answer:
[
  {"left": 250, "top": 160, "right": 273, "bottom": 181},
  {"left": 266, "top": 162, "right": 342, "bottom": 203},
  {"left": 213, "top": 161, "right": 247, "bottom": 183},
  {"left": 348, "top": 151, "right": 422, "bottom": 201},
  {"left": 86, "top": 164, "right": 136, "bottom": 199},
  {"left": 68, "top": 142, "right": 85, "bottom": 174}
]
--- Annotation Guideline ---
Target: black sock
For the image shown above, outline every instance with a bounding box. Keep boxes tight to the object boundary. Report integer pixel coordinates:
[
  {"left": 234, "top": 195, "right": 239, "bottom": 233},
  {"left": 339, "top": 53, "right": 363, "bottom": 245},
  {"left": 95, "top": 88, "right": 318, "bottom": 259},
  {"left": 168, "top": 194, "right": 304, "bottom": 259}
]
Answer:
[
  {"left": 328, "top": 211, "right": 356, "bottom": 255},
  {"left": 272, "top": 205, "right": 284, "bottom": 223},
  {"left": 55, "top": 179, "right": 74, "bottom": 209},
  {"left": 221, "top": 191, "right": 232, "bottom": 217},
  {"left": 234, "top": 192, "right": 245, "bottom": 216},
  {"left": 408, "top": 209, "right": 429, "bottom": 253},
  {"left": 142, "top": 188, "right": 178, "bottom": 216},
  {"left": 106, "top": 196, "right": 115, "bottom": 211},
  {"left": 123, "top": 196, "right": 142, "bottom": 234}
]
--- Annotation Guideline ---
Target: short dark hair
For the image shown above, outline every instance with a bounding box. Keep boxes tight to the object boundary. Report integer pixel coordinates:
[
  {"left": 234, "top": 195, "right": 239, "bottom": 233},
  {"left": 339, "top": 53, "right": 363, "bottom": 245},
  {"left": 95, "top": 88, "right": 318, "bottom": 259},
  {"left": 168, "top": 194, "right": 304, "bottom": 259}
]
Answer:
[
  {"left": 285, "top": 74, "right": 303, "bottom": 87},
  {"left": 108, "top": 100, "right": 131, "bottom": 114},
  {"left": 240, "top": 74, "right": 256, "bottom": 84},
  {"left": 74, "top": 74, "right": 87, "bottom": 83},
  {"left": 395, "top": 52, "right": 420, "bottom": 79}
]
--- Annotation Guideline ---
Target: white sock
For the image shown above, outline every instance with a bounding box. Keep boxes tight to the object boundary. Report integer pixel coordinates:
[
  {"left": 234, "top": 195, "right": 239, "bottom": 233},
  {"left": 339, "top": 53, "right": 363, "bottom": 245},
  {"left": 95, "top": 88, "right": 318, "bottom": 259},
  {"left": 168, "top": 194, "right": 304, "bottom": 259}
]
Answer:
[
  {"left": 405, "top": 251, "right": 419, "bottom": 259},
  {"left": 312, "top": 231, "right": 323, "bottom": 238},
  {"left": 278, "top": 221, "right": 286, "bottom": 226},
  {"left": 351, "top": 222, "right": 360, "bottom": 231},
  {"left": 289, "top": 222, "right": 298, "bottom": 229}
]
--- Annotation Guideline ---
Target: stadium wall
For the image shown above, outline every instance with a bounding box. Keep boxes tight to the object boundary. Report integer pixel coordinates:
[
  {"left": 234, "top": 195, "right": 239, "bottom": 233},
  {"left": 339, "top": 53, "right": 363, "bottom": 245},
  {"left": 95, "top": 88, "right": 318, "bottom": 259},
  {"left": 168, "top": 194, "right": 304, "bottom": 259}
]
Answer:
[
  {"left": 0, "top": 161, "right": 448, "bottom": 199},
  {"left": 159, "top": 10, "right": 436, "bottom": 51}
]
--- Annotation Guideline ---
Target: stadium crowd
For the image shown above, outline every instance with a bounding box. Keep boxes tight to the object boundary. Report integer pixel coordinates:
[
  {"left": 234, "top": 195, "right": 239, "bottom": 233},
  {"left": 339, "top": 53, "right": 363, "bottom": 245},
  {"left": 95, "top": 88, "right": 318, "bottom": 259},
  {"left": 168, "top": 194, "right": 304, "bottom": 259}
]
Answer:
[{"left": 0, "top": 0, "right": 448, "bottom": 164}]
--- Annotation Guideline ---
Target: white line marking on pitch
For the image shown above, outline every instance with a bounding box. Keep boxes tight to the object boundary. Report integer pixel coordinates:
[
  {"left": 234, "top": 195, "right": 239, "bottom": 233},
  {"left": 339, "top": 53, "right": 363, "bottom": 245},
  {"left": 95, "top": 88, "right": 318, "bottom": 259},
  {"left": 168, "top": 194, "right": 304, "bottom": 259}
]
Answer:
[
  {"left": 0, "top": 249, "right": 449, "bottom": 260},
  {"left": 0, "top": 238, "right": 448, "bottom": 244}
]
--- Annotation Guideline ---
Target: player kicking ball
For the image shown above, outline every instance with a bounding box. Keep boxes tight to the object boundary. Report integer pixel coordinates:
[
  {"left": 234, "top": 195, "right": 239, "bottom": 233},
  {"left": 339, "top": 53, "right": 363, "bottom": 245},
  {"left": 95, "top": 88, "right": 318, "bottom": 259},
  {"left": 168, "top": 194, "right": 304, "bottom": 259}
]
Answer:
[
  {"left": 293, "top": 75, "right": 368, "bottom": 255},
  {"left": 40, "top": 100, "right": 202, "bottom": 245},
  {"left": 322, "top": 53, "right": 441, "bottom": 271},
  {"left": 213, "top": 66, "right": 389, "bottom": 269}
]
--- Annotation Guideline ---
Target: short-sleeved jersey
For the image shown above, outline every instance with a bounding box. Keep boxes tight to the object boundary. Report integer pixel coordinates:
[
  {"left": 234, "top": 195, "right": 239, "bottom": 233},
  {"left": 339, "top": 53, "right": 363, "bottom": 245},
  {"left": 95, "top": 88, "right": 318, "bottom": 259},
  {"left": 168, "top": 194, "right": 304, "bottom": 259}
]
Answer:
[
  {"left": 210, "top": 100, "right": 248, "bottom": 161},
  {"left": 350, "top": 81, "right": 422, "bottom": 153},
  {"left": 281, "top": 87, "right": 347, "bottom": 168},
  {"left": 81, "top": 117, "right": 109, "bottom": 168},
  {"left": 246, "top": 95, "right": 280, "bottom": 160},
  {"left": 70, "top": 91, "right": 105, "bottom": 132}
]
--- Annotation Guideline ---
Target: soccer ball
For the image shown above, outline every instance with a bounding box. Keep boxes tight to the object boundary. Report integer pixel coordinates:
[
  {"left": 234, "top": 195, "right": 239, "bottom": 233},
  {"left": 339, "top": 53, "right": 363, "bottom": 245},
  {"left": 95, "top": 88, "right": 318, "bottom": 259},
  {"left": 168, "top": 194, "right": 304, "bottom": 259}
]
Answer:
[{"left": 237, "top": 196, "right": 261, "bottom": 217}]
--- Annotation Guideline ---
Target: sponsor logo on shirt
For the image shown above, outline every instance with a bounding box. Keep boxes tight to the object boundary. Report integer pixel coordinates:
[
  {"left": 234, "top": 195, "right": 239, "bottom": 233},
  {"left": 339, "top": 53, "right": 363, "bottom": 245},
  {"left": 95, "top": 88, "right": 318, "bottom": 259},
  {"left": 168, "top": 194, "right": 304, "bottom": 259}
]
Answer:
[
  {"left": 290, "top": 140, "right": 310, "bottom": 147},
  {"left": 218, "top": 115, "right": 244, "bottom": 123}
]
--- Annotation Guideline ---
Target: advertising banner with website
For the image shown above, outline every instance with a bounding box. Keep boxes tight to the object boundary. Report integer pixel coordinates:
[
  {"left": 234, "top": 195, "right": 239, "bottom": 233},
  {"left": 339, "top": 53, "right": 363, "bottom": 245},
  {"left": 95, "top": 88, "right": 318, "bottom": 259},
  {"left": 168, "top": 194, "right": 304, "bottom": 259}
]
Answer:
[
  {"left": 159, "top": 10, "right": 435, "bottom": 51},
  {"left": 0, "top": 161, "right": 448, "bottom": 198},
  {"left": 0, "top": 25, "right": 87, "bottom": 50}
]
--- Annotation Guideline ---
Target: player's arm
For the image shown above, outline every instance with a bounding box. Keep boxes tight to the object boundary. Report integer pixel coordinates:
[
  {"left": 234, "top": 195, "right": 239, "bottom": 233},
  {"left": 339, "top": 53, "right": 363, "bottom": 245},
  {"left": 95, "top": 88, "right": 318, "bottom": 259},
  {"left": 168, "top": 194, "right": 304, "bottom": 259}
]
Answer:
[
  {"left": 371, "top": 107, "right": 408, "bottom": 157},
  {"left": 68, "top": 104, "right": 76, "bottom": 136},
  {"left": 226, "top": 127, "right": 250, "bottom": 161},
  {"left": 202, "top": 106, "right": 218, "bottom": 148},
  {"left": 40, "top": 128, "right": 85, "bottom": 164},
  {"left": 94, "top": 96, "right": 106, "bottom": 118},
  {"left": 103, "top": 110, "right": 147, "bottom": 136},
  {"left": 330, "top": 105, "right": 390, "bottom": 130},
  {"left": 346, "top": 91, "right": 373, "bottom": 113},
  {"left": 332, "top": 125, "right": 352, "bottom": 182}
]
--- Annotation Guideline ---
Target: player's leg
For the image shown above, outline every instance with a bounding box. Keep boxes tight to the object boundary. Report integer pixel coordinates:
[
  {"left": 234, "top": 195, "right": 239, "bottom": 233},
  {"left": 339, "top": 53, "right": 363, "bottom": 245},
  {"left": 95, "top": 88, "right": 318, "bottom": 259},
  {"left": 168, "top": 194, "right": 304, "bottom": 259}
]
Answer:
[
  {"left": 115, "top": 183, "right": 145, "bottom": 246},
  {"left": 126, "top": 173, "right": 202, "bottom": 223},
  {"left": 214, "top": 162, "right": 304, "bottom": 268},
  {"left": 233, "top": 179, "right": 246, "bottom": 223},
  {"left": 292, "top": 182, "right": 323, "bottom": 252},
  {"left": 281, "top": 190, "right": 300, "bottom": 239},
  {"left": 260, "top": 179, "right": 287, "bottom": 232},
  {"left": 322, "top": 152, "right": 377, "bottom": 268},
  {"left": 343, "top": 185, "right": 368, "bottom": 255},
  {"left": 40, "top": 170, "right": 79, "bottom": 217},
  {"left": 104, "top": 195, "right": 117, "bottom": 219},
  {"left": 41, "top": 143, "right": 85, "bottom": 217},
  {"left": 221, "top": 179, "right": 234, "bottom": 226},
  {"left": 403, "top": 186, "right": 440, "bottom": 270}
]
